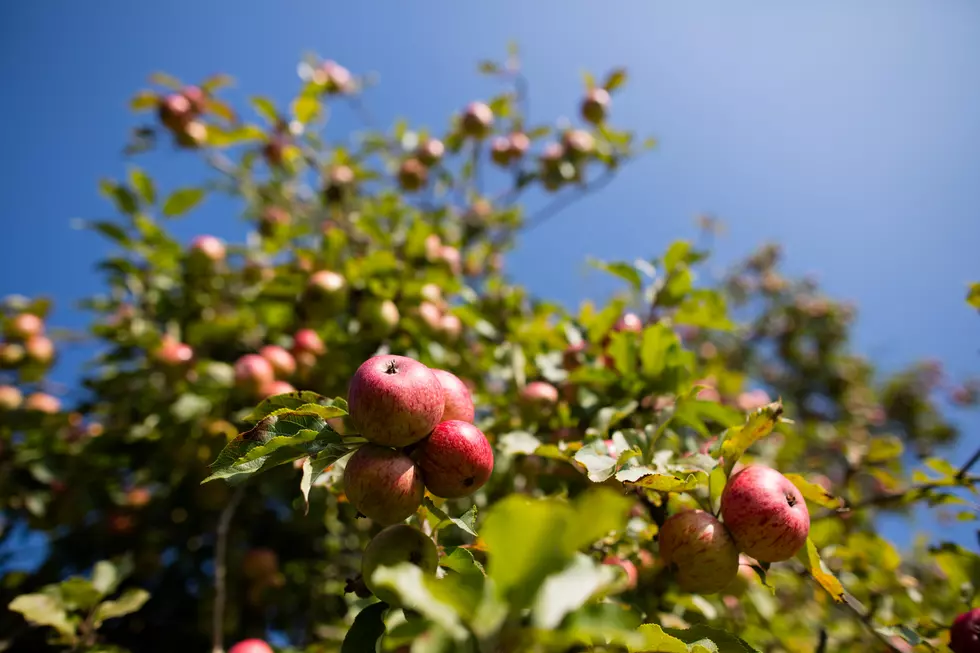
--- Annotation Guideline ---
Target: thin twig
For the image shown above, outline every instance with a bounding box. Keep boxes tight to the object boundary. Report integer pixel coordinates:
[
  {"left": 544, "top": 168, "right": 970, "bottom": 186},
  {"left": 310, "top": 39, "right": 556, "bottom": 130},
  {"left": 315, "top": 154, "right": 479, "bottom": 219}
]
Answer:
[
  {"left": 816, "top": 474, "right": 980, "bottom": 520},
  {"left": 833, "top": 588, "right": 906, "bottom": 653},
  {"left": 957, "top": 444, "right": 980, "bottom": 479},
  {"left": 211, "top": 485, "right": 246, "bottom": 653}
]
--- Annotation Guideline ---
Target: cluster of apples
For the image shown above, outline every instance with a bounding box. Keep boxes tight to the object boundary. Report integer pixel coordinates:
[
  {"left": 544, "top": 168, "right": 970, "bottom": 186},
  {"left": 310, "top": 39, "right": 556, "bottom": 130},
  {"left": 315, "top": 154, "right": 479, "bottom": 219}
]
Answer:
[
  {"left": 342, "top": 354, "right": 494, "bottom": 525},
  {"left": 156, "top": 85, "right": 209, "bottom": 148},
  {"left": 0, "top": 312, "right": 61, "bottom": 414},
  {"left": 659, "top": 464, "right": 811, "bottom": 594}
]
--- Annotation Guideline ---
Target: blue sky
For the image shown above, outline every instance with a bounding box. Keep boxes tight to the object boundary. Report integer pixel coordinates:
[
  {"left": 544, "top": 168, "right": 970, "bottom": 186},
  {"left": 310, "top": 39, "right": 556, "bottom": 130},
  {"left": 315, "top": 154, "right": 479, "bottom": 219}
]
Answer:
[{"left": 1, "top": 1, "right": 978, "bottom": 550}]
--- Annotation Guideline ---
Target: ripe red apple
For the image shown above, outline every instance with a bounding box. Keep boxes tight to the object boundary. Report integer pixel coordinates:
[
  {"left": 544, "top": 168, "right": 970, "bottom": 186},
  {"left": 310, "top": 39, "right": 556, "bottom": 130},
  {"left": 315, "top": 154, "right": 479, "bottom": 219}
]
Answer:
[
  {"left": 614, "top": 312, "right": 643, "bottom": 333},
  {"left": 228, "top": 639, "right": 274, "bottom": 653},
  {"left": 950, "top": 607, "right": 980, "bottom": 653},
  {"left": 181, "top": 85, "right": 207, "bottom": 114},
  {"left": 0, "top": 385, "right": 23, "bottom": 411},
  {"left": 347, "top": 355, "right": 444, "bottom": 447},
  {"left": 438, "top": 246, "right": 462, "bottom": 276},
  {"left": 659, "top": 509, "right": 739, "bottom": 594},
  {"left": 24, "top": 392, "right": 61, "bottom": 414},
  {"left": 602, "top": 555, "right": 638, "bottom": 590},
  {"left": 423, "top": 234, "right": 442, "bottom": 262},
  {"left": 416, "top": 138, "right": 445, "bottom": 167},
  {"left": 293, "top": 329, "right": 325, "bottom": 356},
  {"left": 430, "top": 369, "right": 475, "bottom": 423},
  {"left": 361, "top": 524, "right": 438, "bottom": 605},
  {"left": 24, "top": 335, "right": 54, "bottom": 366},
  {"left": 507, "top": 132, "right": 530, "bottom": 159},
  {"left": 414, "top": 420, "right": 492, "bottom": 498},
  {"left": 158, "top": 93, "right": 193, "bottom": 131},
  {"left": 721, "top": 465, "right": 810, "bottom": 562},
  {"left": 490, "top": 136, "right": 513, "bottom": 166},
  {"left": 460, "top": 101, "right": 494, "bottom": 138},
  {"left": 154, "top": 336, "right": 193, "bottom": 367},
  {"left": 398, "top": 158, "right": 428, "bottom": 192},
  {"left": 520, "top": 381, "right": 559, "bottom": 408},
  {"left": 581, "top": 87, "right": 611, "bottom": 124},
  {"left": 344, "top": 444, "right": 425, "bottom": 524},
  {"left": 260, "top": 380, "right": 297, "bottom": 398},
  {"left": 418, "top": 301, "right": 443, "bottom": 331},
  {"left": 539, "top": 142, "right": 566, "bottom": 192},
  {"left": 234, "top": 354, "right": 276, "bottom": 394},
  {"left": 190, "top": 235, "right": 226, "bottom": 263},
  {"left": 562, "top": 129, "right": 595, "bottom": 158},
  {"left": 439, "top": 314, "right": 462, "bottom": 339},
  {"left": 8, "top": 313, "right": 44, "bottom": 340},
  {"left": 358, "top": 298, "right": 400, "bottom": 336},
  {"left": 259, "top": 345, "right": 296, "bottom": 378}
]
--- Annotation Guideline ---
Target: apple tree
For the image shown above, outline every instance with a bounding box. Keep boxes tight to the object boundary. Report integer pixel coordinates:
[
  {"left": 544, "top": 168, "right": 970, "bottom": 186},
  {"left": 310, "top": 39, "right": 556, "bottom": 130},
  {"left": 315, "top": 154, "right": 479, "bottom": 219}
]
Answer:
[{"left": 1, "top": 47, "right": 978, "bottom": 653}]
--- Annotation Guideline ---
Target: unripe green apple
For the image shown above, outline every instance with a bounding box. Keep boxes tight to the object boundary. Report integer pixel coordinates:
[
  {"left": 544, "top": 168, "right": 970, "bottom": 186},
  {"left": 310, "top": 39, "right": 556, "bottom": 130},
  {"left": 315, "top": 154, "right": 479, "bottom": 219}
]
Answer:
[
  {"left": 397, "top": 158, "right": 428, "bottom": 192},
  {"left": 358, "top": 298, "right": 400, "bottom": 336},
  {"left": 581, "top": 87, "right": 611, "bottom": 124},
  {"left": 361, "top": 524, "right": 438, "bottom": 606}
]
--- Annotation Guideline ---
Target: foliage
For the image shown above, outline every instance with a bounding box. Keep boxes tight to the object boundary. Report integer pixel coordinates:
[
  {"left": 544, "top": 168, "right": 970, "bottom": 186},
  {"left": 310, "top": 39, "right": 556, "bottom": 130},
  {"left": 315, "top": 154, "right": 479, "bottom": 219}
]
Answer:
[{"left": 0, "top": 47, "right": 978, "bottom": 653}]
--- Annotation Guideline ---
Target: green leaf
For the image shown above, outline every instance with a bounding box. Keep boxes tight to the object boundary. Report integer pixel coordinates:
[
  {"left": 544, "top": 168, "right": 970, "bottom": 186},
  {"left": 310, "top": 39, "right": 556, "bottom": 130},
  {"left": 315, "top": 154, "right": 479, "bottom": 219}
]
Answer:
[
  {"left": 92, "top": 589, "right": 150, "bottom": 626},
  {"left": 532, "top": 553, "right": 619, "bottom": 629},
  {"left": 783, "top": 473, "right": 843, "bottom": 510},
  {"left": 250, "top": 96, "right": 279, "bottom": 123},
  {"left": 796, "top": 538, "right": 845, "bottom": 602},
  {"left": 633, "top": 624, "right": 688, "bottom": 652},
  {"left": 616, "top": 467, "right": 705, "bottom": 493},
  {"left": 149, "top": 71, "right": 182, "bottom": 89},
  {"left": 161, "top": 187, "right": 206, "bottom": 218},
  {"left": 589, "top": 258, "right": 643, "bottom": 292},
  {"left": 674, "top": 290, "right": 735, "bottom": 331},
  {"left": 171, "top": 393, "right": 212, "bottom": 423},
  {"left": 128, "top": 167, "right": 156, "bottom": 204},
  {"left": 242, "top": 392, "right": 344, "bottom": 423},
  {"left": 293, "top": 94, "right": 322, "bottom": 124},
  {"left": 205, "top": 123, "right": 265, "bottom": 147},
  {"left": 201, "top": 73, "right": 234, "bottom": 92},
  {"left": 423, "top": 497, "right": 478, "bottom": 537},
  {"left": 709, "top": 466, "right": 727, "bottom": 514},
  {"left": 608, "top": 330, "right": 638, "bottom": 378},
  {"left": 369, "top": 564, "right": 468, "bottom": 641},
  {"left": 573, "top": 445, "right": 619, "bottom": 483},
  {"left": 92, "top": 561, "right": 123, "bottom": 597},
  {"left": 477, "top": 60, "right": 501, "bottom": 74},
  {"left": 341, "top": 602, "right": 388, "bottom": 653},
  {"left": 57, "top": 577, "right": 102, "bottom": 611},
  {"left": 865, "top": 436, "right": 903, "bottom": 463},
  {"left": 663, "top": 625, "right": 760, "bottom": 652},
  {"left": 301, "top": 445, "right": 352, "bottom": 514},
  {"left": 715, "top": 401, "right": 784, "bottom": 476},
  {"left": 602, "top": 67, "right": 628, "bottom": 92},
  {"left": 8, "top": 593, "right": 76, "bottom": 640},
  {"left": 440, "top": 547, "right": 486, "bottom": 579},
  {"left": 585, "top": 298, "right": 628, "bottom": 345},
  {"left": 129, "top": 90, "right": 159, "bottom": 111},
  {"left": 566, "top": 488, "right": 634, "bottom": 553},
  {"left": 640, "top": 324, "right": 678, "bottom": 378},
  {"left": 84, "top": 221, "right": 131, "bottom": 247},
  {"left": 967, "top": 282, "right": 980, "bottom": 310},
  {"left": 100, "top": 180, "right": 139, "bottom": 215}
]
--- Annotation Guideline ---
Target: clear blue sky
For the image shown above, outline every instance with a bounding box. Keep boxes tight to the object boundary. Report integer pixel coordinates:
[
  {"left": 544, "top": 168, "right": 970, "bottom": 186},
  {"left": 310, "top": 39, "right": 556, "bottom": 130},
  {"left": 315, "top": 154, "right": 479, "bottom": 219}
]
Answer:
[{"left": 1, "top": 2, "right": 978, "bottom": 549}]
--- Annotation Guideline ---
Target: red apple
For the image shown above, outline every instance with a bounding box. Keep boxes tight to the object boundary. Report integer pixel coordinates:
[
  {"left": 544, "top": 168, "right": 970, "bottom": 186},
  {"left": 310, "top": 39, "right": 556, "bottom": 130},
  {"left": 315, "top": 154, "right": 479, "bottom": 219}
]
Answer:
[
  {"left": 343, "top": 444, "right": 425, "bottom": 524},
  {"left": 659, "top": 509, "right": 739, "bottom": 594},
  {"left": 419, "top": 283, "right": 443, "bottom": 305},
  {"left": 24, "top": 335, "right": 54, "bottom": 365},
  {"left": 259, "top": 345, "right": 296, "bottom": 378},
  {"left": 414, "top": 420, "right": 492, "bottom": 498},
  {"left": 234, "top": 354, "right": 276, "bottom": 394},
  {"left": 490, "top": 136, "right": 513, "bottom": 166},
  {"left": 561, "top": 129, "right": 595, "bottom": 158},
  {"left": 154, "top": 336, "right": 193, "bottom": 367},
  {"left": 614, "top": 312, "right": 643, "bottom": 333},
  {"left": 461, "top": 101, "right": 494, "bottom": 138},
  {"left": 507, "top": 132, "right": 530, "bottom": 159},
  {"left": 24, "top": 392, "right": 61, "bottom": 414},
  {"left": 439, "top": 314, "right": 462, "bottom": 339},
  {"left": 8, "top": 313, "right": 44, "bottom": 340},
  {"left": 228, "top": 639, "right": 274, "bottom": 653},
  {"left": 259, "top": 206, "right": 289, "bottom": 237},
  {"left": 603, "top": 555, "right": 638, "bottom": 590},
  {"left": 418, "top": 301, "right": 443, "bottom": 331},
  {"left": 397, "top": 158, "right": 428, "bottom": 192},
  {"left": 563, "top": 341, "right": 586, "bottom": 371},
  {"left": 190, "top": 235, "right": 226, "bottom": 262},
  {"left": 181, "top": 85, "right": 206, "bottom": 113},
  {"left": 721, "top": 465, "right": 810, "bottom": 562},
  {"left": 158, "top": 93, "right": 193, "bottom": 131},
  {"left": 430, "top": 369, "right": 475, "bottom": 423},
  {"left": 581, "top": 87, "right": 611, "bottom": 124},
  {"left": 423, "top": 234, "right": 442, "bottom": 262},
  {"left": 416, "top": 138, "right": 445, "bottom": 167},
  {"left": 293, "top": 329, "right": 325, "bottom": 356},
  {"left": 520, "top": 381, "right": 559, "bottom": 408},
  {"left": 361, "top": 524, "right": 438, "bottom": 605},
  {"left": 319, "top": 60, "right": 352, "bottom": 94},
  {"left": 347, "top": 355, "right": 444, "bottom": 447},
  {"left": 126, "top": 487, "right": 152, "bottom": 508},
  {"left": 0, "top": 385, "right": 23, "bottom": 411},
  {"left": 439, "top": 246, "right": 462, "bottom": 276},
  {"left": 324, "top": 164, "right": 355, "bottom": 203},
  {"left": 260, "top": 380, "right": 296, "bottom": 398},
  {"left": 950, "top": 607, "right": 980, "bottom": 653}
]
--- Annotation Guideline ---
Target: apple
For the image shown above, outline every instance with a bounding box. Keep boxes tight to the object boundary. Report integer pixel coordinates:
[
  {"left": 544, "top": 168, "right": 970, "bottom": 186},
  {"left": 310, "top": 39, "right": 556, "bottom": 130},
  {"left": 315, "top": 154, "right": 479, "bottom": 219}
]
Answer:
[
  {"left": 419, "top": 283, "right": 443, "bottom": 306},
  {"left": 347, "top": 355, "right": 444, "bottom": 447},
  {"left": 614, "top": 312, "right": 643, "bottom": 333},
  {"left": 358, "top": 298, "right": 400, "bottom": 336},
  {"left": 324, "top": 165, "right": 355, "bottom": 203},
  {"left": 260, "top": 381, "right": 297, "bottom": 398},
  {"left": 190, "top": 235, "right": 226, "bottom": 263},
  {"left": 581, "top": 87, "right": 611, "bottom": 124},
  {"left": 293, "top": 329, "right": 325, "bottom": 356},
  {"left": 423, "top": 234, "right": 442, "bottom": 262},
  {"left": 416, "top": 138, "right": 445, "bottom": 167},
  {"left": 262, "top": 136, "right": 287, "bottom": 168},
  {"left": 440, "top": 314, "right": 462, "bottom": 339},
  {"left": 539, "top": 142, "right": 566, "bottom": 191},
  {"left": 736, "top": 389, "right": 770, "bottom": 412},
  {"left": 519, "top": 381, "right": 559, "bottom": 408},
  {"left": 490, "top": 136, "right": 513, "bottom": 166},
  {"left": 721, "top": 465, "right": 810, "bottom": 562},
  {"left": 418, "top": 301, "right": 443, "bottom": 331},
  {"left": 181, "top": 85, "right": 207, "bottom": 114},
  {"left": 343, "top": 444, "right": 425, "bottom": 524},
  {"left": 0, "top": 385, "right": 23, "bottom": 411},
  {"left": 24, "top": 335, "right": 54, "bottom": 366},
  {"left": 361, "top": 524, "right": 438, "bottom": 605},
  {"left": 658, "top": 509, "right": 739, "bottom": 594},
  {"left": 397, "top": 158, "right": 428, "bottom": 192},
  {"left": 319, "top": 60, "right": 352, "bottom": 94},
  {"left": 460, "top": 101, "right": 494, "bottom": 138},
  {"left": 306, "top": 270, "right": 348, "bottom": 312},
  {"left": 950, "top": 607, "right": 980, "bottom": 653},
  {"left": 562, "top": 129, "right": 595, "bottom": 158},
  {"left": 602, "top": 555, "right": 638, "bottom": 590},
  {"left": 154, "top": 336, "right": 193, "bottom": 367},
  {"left": 228, "top": 639, "right": 274, "bottom": 653},
  {"left": 507, "top": 132, "right": 530, "bottom": 159},
  {"left": 0, "top": 343, "right": 25, "bottom": 367},
  {"left": 414, "top": 420, "right": 492, "bottom": 498},
  {"left": 430, "top": 369, "right": 475, "bottom": 423},
  {"left": 234, "top": 354, "right": 276, "bottom": 394},
  {"left": 158, "top": 93, "right": 193, "bottom": 131},
  {"left": 8, "top": 313, "right": 44, "bottom": 340},
  {"left": 259, "top": 206, "right": 289, "bottom": 237},
  {"left": 259, "top": 345, "right": 296, "bottom": 378},
  {"left": 176, "top": 120, "right": 208, "bottom": 149},
  {"left": 563, "top": 341, "right": 586, "bottom": 371},
  {"left": 439, "top": 246, "right": 462, "bottom": 276},
  {"left": 24, "top": 392, "right": 61, "bottom": 414}
]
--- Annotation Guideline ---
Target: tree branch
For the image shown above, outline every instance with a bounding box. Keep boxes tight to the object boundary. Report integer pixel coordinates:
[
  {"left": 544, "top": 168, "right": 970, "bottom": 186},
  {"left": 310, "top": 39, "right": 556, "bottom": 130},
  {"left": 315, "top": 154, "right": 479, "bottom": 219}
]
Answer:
[
  {"left": 834, "top": 589, "right": 907, "bottom": 653},
  {"left": 816, "top": 474, "right": 980, "bottom": 520},
  {"left": 957, "top": 444, "right": 980, "bottom": 479},
  {"left": 211, "top": 484, "right": 246, "bottom": 653}
]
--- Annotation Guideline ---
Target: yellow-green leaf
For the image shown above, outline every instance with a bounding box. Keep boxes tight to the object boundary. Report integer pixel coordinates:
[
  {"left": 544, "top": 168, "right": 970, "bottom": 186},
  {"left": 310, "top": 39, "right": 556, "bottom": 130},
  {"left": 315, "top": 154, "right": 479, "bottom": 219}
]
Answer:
[
  {"left": 717, "top": 401, "right": 784, "bottom": 476},
  {"left": 967, "top": 282, "right": 980, "bottom": 310},
  {"left": 783, "top": 473, "right": 844, "bottom": 510},
  {"left": 865, "top": 435, "right": 903, "bottom": 463},
  {"left": 130, "top": 90, "right": 159, "bottom": 111},
  {"left": 616, "top": 467, "right": 706, "bottom": 493},
  {"left": 632, "top": 624, "right": 687, "bottom": 652},
  {"left": 796, "top": 538, "right": 844, "bottom": 602},
  {"left": 293, "top": 95, "right": 322, "bottom": 124},
  {"left": 162, "top": 187, "right": 206, "bottom": 217}
]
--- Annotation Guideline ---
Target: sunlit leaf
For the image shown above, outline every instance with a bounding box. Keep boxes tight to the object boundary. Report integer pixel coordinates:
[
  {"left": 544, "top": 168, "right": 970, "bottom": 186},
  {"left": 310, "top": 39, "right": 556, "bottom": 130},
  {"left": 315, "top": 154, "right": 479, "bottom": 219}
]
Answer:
[
  {"left": 251, "top": 96, "right": 279, "bottom": 123},
  {"left": 92, "top": 589, "right": 150, "bottom": 626},
  {"left": 589, "top": 258, "right": 642, "bottom": 291},
  {"left": 242, "top": 392, "right": 343, "bottom": 423},
  {"left": 967, "top": 282, "right": 980, "bottom": 310},
  {"left": 865, "top": 435, "right": 903, "bottom": 463},
  {"left": 783, "top": 473, "right": 844, "bottom": 510},
  {"left": 632, "top": 624, "right": 687, "bottom": 652},
  {"left": 796, "top": 538, "right": 845, "bottom": 602},
  {"left": 161, "top": 187, "right": 206, "bottom": 217},
  {"left": 423, "top": 497, "right": 478, "bottom": 537},
  {"left": 616, "top": 467, "right": 705, "bottom": 493},
  {"left": 602, "top": 67, "right": 628, "bottom": 92},
  {"left": 293, "top": 94, "right": 322, "bottom": 124},
  {"left": 129, "top": 90, "right": 159, "bottom": 111},
  {"left": 532, "top": 553, "right": 619, "bottom": 629},
  {"left": 664, "top": 624, "right": 760, "bottom": 652},
  {"left": 370, "top": 564, "right": 468, "bottom": 641},
  {"left": 128, "top": 167, "right": 156, "bottom": 204},
  {"left": 8, "top": 594, "right": 76, "bottom": 640},
  {"left": 716, "top": 401, "right": 784, "bottom": 476}
]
